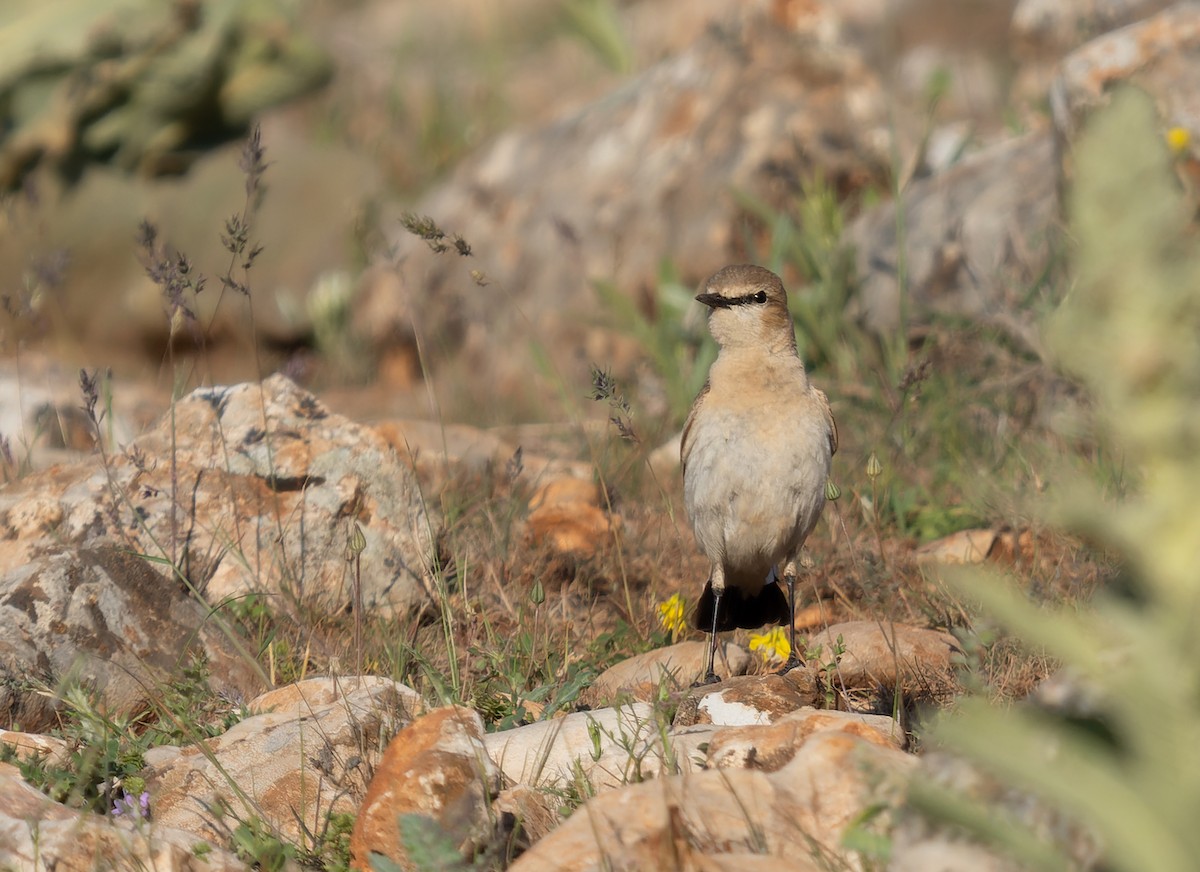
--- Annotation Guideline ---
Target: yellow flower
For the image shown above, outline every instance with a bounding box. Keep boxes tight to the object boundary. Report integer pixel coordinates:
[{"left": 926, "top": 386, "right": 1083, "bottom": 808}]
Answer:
[
  {"left": 657, "top": 594, "right": 687, "bottom": 639},
  {"left": 748, "top": 626, "right": 791, "bottom": 664},
  {"left": 1167, "top": 126, "right": 1191, "bottom": 155}
]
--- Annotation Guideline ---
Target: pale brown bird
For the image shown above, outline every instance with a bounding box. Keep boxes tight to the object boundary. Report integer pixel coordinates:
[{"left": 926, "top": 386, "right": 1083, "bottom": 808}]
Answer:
[{"left": 681, "top": 264, "right": 837, "bottom": 683}]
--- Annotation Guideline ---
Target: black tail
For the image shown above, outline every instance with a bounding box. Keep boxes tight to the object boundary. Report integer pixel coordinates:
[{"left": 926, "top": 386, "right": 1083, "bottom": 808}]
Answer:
[{"left": 693, "top": 580, "right": 790, "bottom": 632}]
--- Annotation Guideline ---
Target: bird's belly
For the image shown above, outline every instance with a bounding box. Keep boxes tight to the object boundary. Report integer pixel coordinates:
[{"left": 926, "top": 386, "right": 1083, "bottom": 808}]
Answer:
[{"left": 684, "top": 407, "right": 829, "bottom": 586}]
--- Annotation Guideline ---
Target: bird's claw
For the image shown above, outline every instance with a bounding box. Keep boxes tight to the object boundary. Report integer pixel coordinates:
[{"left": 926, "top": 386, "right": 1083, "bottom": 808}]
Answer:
[{"left": 776, "top": 656, "right": 805, "bottom": 675}]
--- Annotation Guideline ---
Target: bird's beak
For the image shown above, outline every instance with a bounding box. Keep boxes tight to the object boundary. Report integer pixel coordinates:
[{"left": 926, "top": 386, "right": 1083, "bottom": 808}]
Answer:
[{"left": 695, "top": 292, "right": 732, "bottom": 309}]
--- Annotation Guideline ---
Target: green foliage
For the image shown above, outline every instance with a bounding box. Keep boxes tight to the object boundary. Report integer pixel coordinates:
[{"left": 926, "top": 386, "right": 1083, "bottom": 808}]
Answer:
[
  {"left": 232, "top": 816, "right": 296, "bottom": 872},
  {"left": 5, "top": 684, "right": 149, "bottom": 815},
  {"left": 916, "top": 89, "right": 1200, "bottom": 872},
  {"left": 593, "top": 261, "right": 716, "bottom": 429},
  {"left": 736, "top": 177, "right": 860, "bottom": 373}
]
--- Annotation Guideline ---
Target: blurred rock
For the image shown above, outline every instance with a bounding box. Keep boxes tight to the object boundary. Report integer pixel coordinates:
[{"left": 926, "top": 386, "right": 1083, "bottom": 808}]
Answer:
[
  {"left": 362, "top": 9, "right": 889, "bottom": 408},
  {"left": 373, "top": 418, "right": 593, "bottom": 496},
  {"left": 0, "top": 355, "right": 156, "bottom": 474},
  {"left": 578, "top": 640, "right": 751, "bottom": 707},
  {"left": 0, "top": 0, "right": 330, "bottom": 190},
  {"left": 507, "top": 731, "right": 913, "bottom": 872},
  {"left": 889, "top": 749, "right": 1103, "bottom": 871},
  {"left": 0, "top": 375, "right": 437, "bottom": 729},
  {"left": 1013, "top": 0, "right": 1175, "bottom": 58},
  {"left": 525, "top": 475, "right": 615, "bottom": 556},
  {"left": 0, "top": 763, "right": 250, "bottom": 872},
  {"left": 351, "top": 705, "right": 499, "bottom": 872},
  {"left": 849, "top": 131, "right": 1059, "bottom": 337},
  {"left": 148, "top": 676, "right": 418, "bottom": 849},
  {"left": 309, "top": 1, "right": 781, "bottom": 192},
  {"left": 1050, "top": 2, "right": 1200, "bottom": 150}
]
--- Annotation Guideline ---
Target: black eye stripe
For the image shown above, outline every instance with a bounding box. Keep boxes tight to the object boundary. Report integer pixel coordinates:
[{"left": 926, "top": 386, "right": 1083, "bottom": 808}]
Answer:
[{"left": 719, "top": 290, "right": 768, "bottom": 307}]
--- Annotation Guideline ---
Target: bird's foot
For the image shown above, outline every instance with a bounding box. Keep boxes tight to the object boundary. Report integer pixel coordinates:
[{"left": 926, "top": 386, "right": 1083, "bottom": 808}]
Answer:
[
  {"left": 776, "top": 656, "right": 806, "bottom": 675},
  {"left": 692, "top": 671, "right": 721, "bottom": 687}
]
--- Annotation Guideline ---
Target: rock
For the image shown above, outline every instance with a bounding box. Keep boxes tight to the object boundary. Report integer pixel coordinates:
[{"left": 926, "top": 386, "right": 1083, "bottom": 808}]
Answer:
[
  {"left": 146, "top": 676, "right": 419, "bottom": 849},
  {"left": 809, "top": 621, "right": 961, "bottom": 705},
  {"left": 1013, "top": 0, "right": 1175, "bottom": 59},
  {"left": 0, "top": 728, "right": 70, "bottom": 768},
  {"left": 0, "top": 543, "right": 262, "bottom": 732},
  {"left": 360, "top": 10, "right": 889, "bottom": 406},
  {"left": 483, "top": 702, "right": 698, "bottom": 790},
  {"left": 372, "top": 419, "right": 593, "bottom": 495},
  {"left": 350, "top": 705, "right": 499, "bottom": 872},
  {"left": 705, "top": 707, "right": 905, "bottom": 772},
  {"left": 889, "top": 750, "right": 1102, "bottom": 871},
  {"left": 578, "top": 641, "right": 751, "bottom": 707},
  {"left": 507, "top": 731, "right": 914, "bottom": 872},
  {"left": 1050, "top": 2, "right": 1200, "bottom": 150},
  {"left": 916, "top": 527, "right": 1042, "bottom": 567},
  {"left": 493, "top": 784, "right": 562, "bottom": 851},
  {"left": 248, "top": 675, "right": 423, "bottom": 718},
  {"left": 848, "top": 131, "right": 1060, "bottom": 337},
  {"left": 674, "top": 670, "right": 820, "bottom": 727},
  {"left": 0, "top": 376, "right": 437, "bottom": 729},
  {"left": 0, "top": 355, "right": 158, "bottom": 474},
  {"left": 0, "top": 762, "right": 250, "bottom": 871},
  {"left": 525, "top": 476, "right": 615, "bottom": 557}
]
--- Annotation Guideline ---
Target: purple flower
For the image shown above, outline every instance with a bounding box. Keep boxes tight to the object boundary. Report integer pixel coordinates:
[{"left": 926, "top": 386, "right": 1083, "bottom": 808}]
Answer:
[{"left": 111, "top": 790, "right": 151, "bottom": 820}]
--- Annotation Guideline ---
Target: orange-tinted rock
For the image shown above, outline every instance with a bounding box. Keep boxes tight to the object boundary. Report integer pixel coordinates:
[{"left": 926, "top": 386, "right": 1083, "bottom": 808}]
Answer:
[{"left": 351, "top": 705, "right": 499, "bottom": 871}]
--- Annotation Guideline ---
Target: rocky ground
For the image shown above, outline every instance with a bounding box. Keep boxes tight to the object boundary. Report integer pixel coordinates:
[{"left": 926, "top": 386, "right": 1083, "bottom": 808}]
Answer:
[{"left": 0, "top": 0, "right": 1198, "bottom": 870}]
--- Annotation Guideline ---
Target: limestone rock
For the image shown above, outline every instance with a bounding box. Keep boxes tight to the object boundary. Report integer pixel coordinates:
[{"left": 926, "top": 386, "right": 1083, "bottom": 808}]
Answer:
[
  {"left": 579, "top": 641, "right": 751, "bottom": 707},
  {"left": 350, "top": 705, "right": 499, "bottom": 872},
  {"left": 0, "top": 762, "right": 250, "bottom": 871},
  {"left": 0, "top": 728, "right": 70, "bottom": 768},
  {"left": 0, "top": 376, "right": 437, "bottom": 729},
  {"left": 705, "top": 706, "right": 905, "bottom": 772},
  {"left": 674, "top": 670, "right": 820, "bottom": 727},
  {"left": 810, "top": 621, "right": 962, "bottom": 704},
  {"left": 0, "top": 543, "right": 262, "bottom": 732},
  {"left": 483, "top": 702, "right": 696, "bottom": 791},
  {"left": 146, "top": 676, "right": 418, "bottom": 849},
  {"left": 507, "top": 731, "right": 914, "bottom": 872}
]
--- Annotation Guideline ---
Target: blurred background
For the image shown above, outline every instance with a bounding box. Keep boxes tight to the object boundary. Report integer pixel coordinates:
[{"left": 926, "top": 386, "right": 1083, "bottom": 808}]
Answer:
[{"left": 0, "top": 0, "right": 1188, "bottom": 447}]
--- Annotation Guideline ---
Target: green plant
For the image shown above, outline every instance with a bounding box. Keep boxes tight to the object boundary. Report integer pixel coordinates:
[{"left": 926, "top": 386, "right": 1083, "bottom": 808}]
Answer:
[
  {"left": 232, "top": 815, "right": 297, "bottom": 872},
  {"left": 4, "top": 684, "right": 149, "bottom": 815},
  {"left": 592, "top": 260, "right": 716, "bottom": 431},
  {"left": 912, "top": 89, "right": 1200, "bottom": 872}
]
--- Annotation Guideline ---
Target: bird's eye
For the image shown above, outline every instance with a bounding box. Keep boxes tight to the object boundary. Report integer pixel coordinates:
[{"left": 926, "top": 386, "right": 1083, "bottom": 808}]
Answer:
[{"left": 753, "top": 291, "right": 767, "bottom": 304}]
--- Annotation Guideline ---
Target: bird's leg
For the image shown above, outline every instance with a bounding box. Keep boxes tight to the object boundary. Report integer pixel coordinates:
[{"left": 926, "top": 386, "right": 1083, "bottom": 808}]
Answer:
[
  {"left": 777, "top": 558, "right": 805, "bottom": 674},
  {"left": 700, "top": 565, "right": 725, "bottom": 685}
]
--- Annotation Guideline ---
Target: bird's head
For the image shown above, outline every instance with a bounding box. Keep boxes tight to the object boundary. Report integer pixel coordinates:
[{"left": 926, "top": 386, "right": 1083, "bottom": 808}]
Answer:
[{"left": 695, "top": 264, "right": 795, "bottom": 351}]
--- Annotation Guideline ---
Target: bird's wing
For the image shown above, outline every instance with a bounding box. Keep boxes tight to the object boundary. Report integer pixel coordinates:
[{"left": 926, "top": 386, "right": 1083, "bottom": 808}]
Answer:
[
  {"left": 680, "top": 380, "right": 711, "bottom": 478},
  {"left": 814, "top": 387, "right": 838, "bottom": 455}
]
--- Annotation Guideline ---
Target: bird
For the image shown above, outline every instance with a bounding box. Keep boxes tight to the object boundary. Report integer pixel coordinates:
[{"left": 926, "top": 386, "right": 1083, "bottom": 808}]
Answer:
[{"left": 681, "top": 264, "right": 837, "bottom": 684}]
